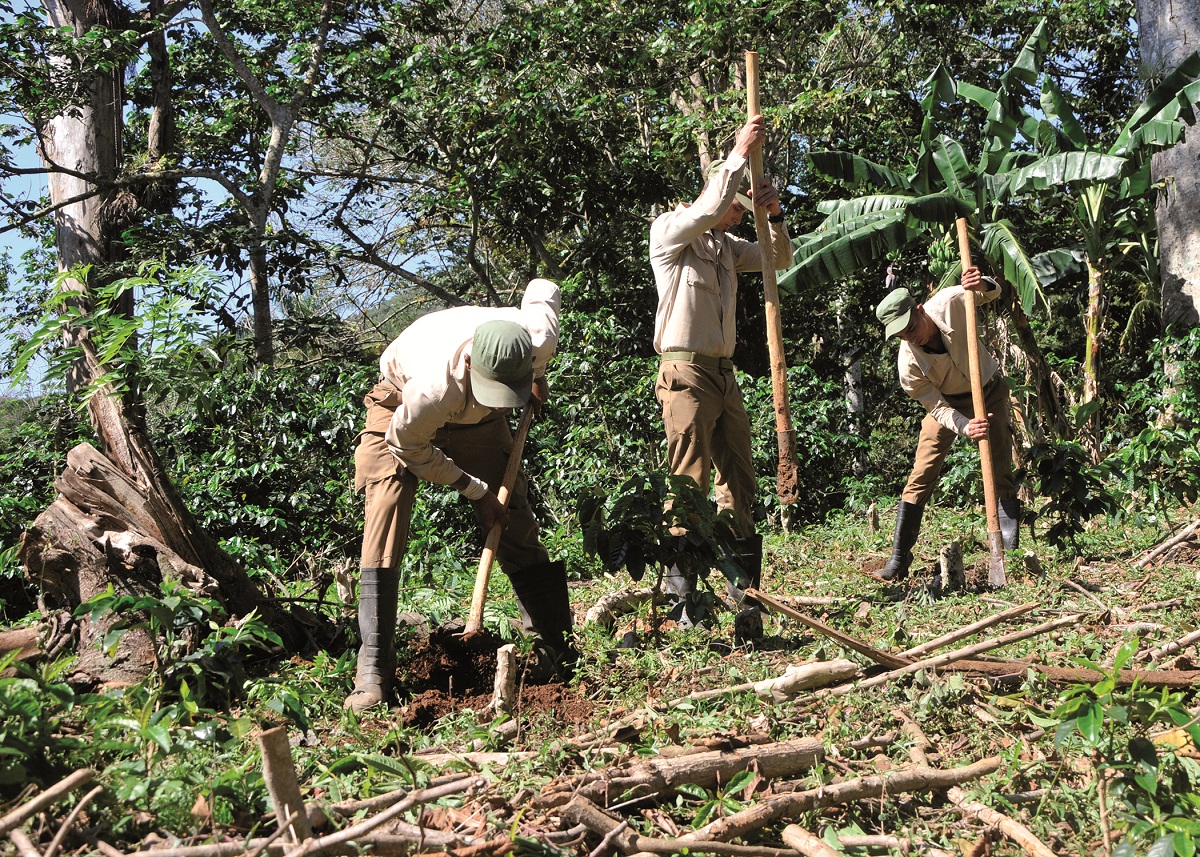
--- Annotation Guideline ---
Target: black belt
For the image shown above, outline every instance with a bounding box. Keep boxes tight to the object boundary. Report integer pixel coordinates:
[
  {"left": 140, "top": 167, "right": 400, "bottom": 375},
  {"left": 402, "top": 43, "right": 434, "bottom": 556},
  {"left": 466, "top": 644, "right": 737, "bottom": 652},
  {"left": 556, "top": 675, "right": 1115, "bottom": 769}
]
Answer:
[{"left": 660, "top": 350, "right": 735, "bottom": 370}]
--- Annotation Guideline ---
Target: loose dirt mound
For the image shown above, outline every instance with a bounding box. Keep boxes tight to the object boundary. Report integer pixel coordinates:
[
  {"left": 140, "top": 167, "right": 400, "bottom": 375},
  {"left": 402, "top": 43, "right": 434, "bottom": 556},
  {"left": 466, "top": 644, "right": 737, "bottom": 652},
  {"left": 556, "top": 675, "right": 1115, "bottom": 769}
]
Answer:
[{"left": 396, "top": 626, "right": 591, "bottom": 728}]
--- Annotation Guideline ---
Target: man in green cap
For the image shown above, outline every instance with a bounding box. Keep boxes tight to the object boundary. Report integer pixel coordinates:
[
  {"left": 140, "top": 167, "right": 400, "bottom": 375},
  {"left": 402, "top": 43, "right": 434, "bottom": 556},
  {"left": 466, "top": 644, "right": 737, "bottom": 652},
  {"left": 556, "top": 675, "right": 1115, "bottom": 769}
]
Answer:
[
  {"left": 345, "top": 278, "right": 574, "bottom": 711},
  {"left": 874, "top": 265, "right": 1020, "bottom": 582},
  {"left": 648, "top": 114, "right": 793, "bottom": 632}
]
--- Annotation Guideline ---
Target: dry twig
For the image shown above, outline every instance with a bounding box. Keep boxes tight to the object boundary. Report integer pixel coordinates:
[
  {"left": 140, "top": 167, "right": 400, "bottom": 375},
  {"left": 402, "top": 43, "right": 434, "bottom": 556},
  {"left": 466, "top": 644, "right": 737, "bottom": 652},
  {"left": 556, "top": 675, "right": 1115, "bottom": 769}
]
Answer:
[
  {"left": 0, "top": 770, "right": 98, "bottom": 837},
  {"left": 895, "top": 709, "right": 1057, "bottom": 857}
]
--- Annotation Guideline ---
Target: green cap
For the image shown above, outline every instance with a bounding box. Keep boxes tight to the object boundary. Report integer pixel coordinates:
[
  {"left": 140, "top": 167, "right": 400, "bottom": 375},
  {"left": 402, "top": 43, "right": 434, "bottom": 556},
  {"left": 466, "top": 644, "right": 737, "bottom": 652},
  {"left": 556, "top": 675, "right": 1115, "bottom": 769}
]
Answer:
[
  {"left": 876, "top": 288, "right": 916, "bottom": 339},
  {"left": 705, "top": 159, "right": 753, "bottom": 211},
  {"left": 470, "top": 320, "right": 534, "bottom": 408}
]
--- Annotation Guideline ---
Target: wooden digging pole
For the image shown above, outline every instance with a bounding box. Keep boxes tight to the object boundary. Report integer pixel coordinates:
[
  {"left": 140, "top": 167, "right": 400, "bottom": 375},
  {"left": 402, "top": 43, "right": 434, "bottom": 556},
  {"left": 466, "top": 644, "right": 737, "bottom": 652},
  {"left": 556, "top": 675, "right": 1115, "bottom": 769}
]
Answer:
[
  {"left": 746, "top": 50, "right": 800, "bottom": 506},
  {"left": 464, "top": 403, "right": 535, "bottom": 634},
  {"left": 956, "top": 217, "right": 1006, "bottom": 587}
]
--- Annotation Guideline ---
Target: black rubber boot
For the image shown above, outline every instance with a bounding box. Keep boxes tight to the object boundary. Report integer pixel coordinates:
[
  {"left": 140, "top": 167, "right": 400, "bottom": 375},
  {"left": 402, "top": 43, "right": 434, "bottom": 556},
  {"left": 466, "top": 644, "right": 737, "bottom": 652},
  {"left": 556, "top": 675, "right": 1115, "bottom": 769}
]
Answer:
[
  {"left": 998, "top": 497, "right": 1021, "bottom": 551},
  {"left": 879, "top": 501, "right": 924, "bottom": 582},
  {"left": 507, "top": 560, "right": 577, "bottom": 680},
  {"left": 727, "top": 535, "right": 765, "bottom": 645},
  {"left": 344, "top": 566, "right": 400, "bottom": 712}
]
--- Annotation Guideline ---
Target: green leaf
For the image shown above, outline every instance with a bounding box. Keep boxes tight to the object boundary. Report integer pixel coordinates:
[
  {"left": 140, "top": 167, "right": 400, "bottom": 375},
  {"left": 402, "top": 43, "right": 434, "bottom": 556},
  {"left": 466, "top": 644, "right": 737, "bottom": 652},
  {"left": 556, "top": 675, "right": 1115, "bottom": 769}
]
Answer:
[
  {"left": 1039, "top": 76, "right": 1088, "bottom": 149},
  {"left": 808, "top": 151, "right": 914, "bottom": 192},
  {"left": 1003, "top": 152, "right": 1127, "bottom": 199},
  {"left": 980, "top": 219, "right": 1046, "bottom": 313}
]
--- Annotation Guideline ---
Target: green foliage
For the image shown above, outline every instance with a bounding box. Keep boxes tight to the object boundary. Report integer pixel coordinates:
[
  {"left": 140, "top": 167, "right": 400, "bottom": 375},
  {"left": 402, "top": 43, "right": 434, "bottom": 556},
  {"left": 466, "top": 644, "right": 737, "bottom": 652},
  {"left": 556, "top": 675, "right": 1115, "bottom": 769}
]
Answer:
[
  {"left": 150, "top": 359, "right": 376, "bottom": 574},
  {"left": 742, "top": 364, "right": 870, "bottom": 520},
  {"left": 579, "top": 473, "right": 743, "bottom": 588},
  {"left": 1048, "top": 641, "right": 1200, "bottom": 856},
  {"left": 1029, "top": 440, "right": 1121, "bottom": 549},
  {"left": 13, "top": 263, "right": 227, "bottom": 405},
  {"left": 0, "top": 655, "right": 83, "bottom": 790},
  {"left": 81, "top": 580, "right": 282, "bottom": 709}
]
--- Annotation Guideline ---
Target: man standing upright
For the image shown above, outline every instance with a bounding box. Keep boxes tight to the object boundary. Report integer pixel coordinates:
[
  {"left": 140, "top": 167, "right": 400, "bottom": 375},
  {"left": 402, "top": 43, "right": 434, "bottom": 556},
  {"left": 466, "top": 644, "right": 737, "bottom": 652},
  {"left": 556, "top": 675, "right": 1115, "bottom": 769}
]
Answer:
[
  {"left": 873, "top": 266, "right": 1021, "bottom": 581},
  {"left": 648, "top": 115, "right": 793, "bottom": 628},
  {"left": 346, "top": 278, "right": 573, "bottom": 712}
]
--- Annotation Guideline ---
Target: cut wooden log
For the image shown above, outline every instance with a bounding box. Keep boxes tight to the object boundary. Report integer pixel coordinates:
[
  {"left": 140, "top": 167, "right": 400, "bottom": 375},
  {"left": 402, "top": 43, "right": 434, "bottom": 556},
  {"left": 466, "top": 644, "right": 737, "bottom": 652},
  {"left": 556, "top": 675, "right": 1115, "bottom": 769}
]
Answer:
[
  {"left": 258, "top": 726, "right": 312, "bottom": 845},
  {"left": 781, "top": 825, "right": 840, "bottom": 857},
  {"left": 535, "top": 737, "right": 824, "bottom": 809},
  {"left": 584, "top": 589, "right": 656, "bottom": 628},
  {"left": 19, "top": 443, "right": 301, "bottom": 684},
  {"left": 754, "top": 659, "right": 859, "bottom": 703},
  {"left": 686, "top": 757, "right": 1002, "bottom": 843},
  {"left": 490, "top": 644, "right": 517, "bottom": 716},
  {"left": 0, "top": 627, "right": 42, "bottom": 666}
]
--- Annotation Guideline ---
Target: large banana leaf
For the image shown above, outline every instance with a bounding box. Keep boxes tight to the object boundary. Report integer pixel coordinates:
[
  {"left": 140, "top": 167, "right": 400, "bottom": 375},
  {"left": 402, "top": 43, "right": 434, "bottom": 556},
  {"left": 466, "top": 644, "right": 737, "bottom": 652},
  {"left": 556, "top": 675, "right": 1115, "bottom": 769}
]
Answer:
[
  {"left": 1123, "top": 117, "right": 1190, "bottom": 155},
  {"left": 778, "top": 208, "right": 920, "bottom": 292},
  {"left": 901, "top": 193, "right": 974, "bottom": 224},
  {"left": 1006, "top": 17, "right": 1049, "bottom": 86},
  {"left": 1003, "top": 151, "right": 1128, "bottom": 198},
  {"left": 1039, "top": 76, "right": 1088, "bottom": 150},
  {"left": 1030, "top": 245, "right": 1087, "bottom": 287},
  {"left": 981, "top": 219, "right": 1046, "bottom": 313},
  {"left": 808, "top": 151, "right": 913, "bottom": 192},
  {"left": 815, "top": 194, "right": 913, "bottom": 228},
  {"left": 1111, "top": 51, "right": 1200, "bottom": 156},
  {"left": 930, "top": 134, "right": 976, "bottom": 209}
]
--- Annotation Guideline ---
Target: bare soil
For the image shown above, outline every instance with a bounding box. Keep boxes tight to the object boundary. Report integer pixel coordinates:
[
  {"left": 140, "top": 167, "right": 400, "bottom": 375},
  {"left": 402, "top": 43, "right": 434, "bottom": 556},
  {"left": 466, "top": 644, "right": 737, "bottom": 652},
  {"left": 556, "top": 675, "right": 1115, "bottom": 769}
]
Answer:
[{"left": 396, "top": 626, "right": 591, "bottom": 728}]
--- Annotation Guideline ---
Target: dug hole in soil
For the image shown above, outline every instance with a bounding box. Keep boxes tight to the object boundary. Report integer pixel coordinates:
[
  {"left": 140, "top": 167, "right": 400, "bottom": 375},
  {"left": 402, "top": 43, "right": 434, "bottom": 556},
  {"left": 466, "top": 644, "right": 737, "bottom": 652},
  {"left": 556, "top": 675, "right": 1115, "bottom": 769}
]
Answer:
[{"left": 396, "top": 625, "right": 591, "bottom": 729}]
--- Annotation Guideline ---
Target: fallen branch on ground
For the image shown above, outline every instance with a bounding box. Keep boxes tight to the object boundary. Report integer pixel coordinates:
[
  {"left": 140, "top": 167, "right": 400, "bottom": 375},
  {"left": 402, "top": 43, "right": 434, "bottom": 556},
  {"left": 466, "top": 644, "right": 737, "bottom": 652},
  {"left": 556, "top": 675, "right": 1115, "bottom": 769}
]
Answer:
[
  {"left": 895, "top": 709, "right": 1057, "bottom": 857},
  {"left": 684, "top": 757, "right": 1002, "bottom": 843},
  {"left": 535, "top": 737, "right": 824, "bottom": 809},
  {"left": 1134, "top": 518, "right": 1200, "bottom": 569},
  {"left": 0, "top": 770, "right": 98, "bottom": 837}
]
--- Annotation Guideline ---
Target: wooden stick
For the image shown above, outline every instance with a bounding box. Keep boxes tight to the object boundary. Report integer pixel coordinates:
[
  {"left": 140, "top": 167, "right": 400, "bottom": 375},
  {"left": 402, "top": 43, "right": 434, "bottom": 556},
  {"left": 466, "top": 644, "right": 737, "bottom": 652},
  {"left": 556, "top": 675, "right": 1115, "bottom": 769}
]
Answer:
[
  {"left": 44, "top": 785, "right": 103, "bottom": 857},
  {"left": 781, "top": 825, "right": 840, "bottom": 857},
  {"left": 898, "top": 601, "right": 1039, "bottom": 659},
  {"left": 281, "top": 778, "right": 483, "bottom": 857},
  {"left": 1144, "top": 628, "right": 1200, "bottom": 663},
  {"left": 0, "top": 770, "right": 97, "bottom": 836},
  {"left": 745, "top": 50, "right": 799, "bottom": 505},
  {"left": 259, "top": 726, "right": 313, "bottom": 845},
  {"left": 560, "top": 796, "right": 806, "bottom": 857},
  {"left": 1134, "top": 518, "right": 1200, "bottom": 568},
  {"left": 813, "top": 613, "right": 1085, "bottom": 700},
  {"left": 956, "top": 218, "right": 1005, "bottom": 587},
  {"left": 465, "top": 404, "right": 535, "bottom": 634},
  {"left": 8, "top": 829, "right": 43, "bottom": 857},
  {"left": 896, "top": 710, "right": 1058, "bottom": 857},
  {"left": 686, "top": 757, "right": 1002, "bottom": 843},
  {"left": 748, "top": 589, "right": 911, "bottom": 668},
  {"left": 536, "top": 737, "right": 824, "bottom": 809}
]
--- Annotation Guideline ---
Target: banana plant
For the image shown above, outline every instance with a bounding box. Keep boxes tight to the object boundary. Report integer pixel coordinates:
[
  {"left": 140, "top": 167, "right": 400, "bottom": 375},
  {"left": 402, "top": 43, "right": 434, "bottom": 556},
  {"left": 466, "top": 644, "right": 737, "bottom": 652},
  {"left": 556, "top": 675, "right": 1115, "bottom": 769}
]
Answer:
[
  {"left": 1003, "top": 55, "right": 1200, "bottom": 422},
  {"left": 782, "top": 17, "right": 1200, "bottom": 445},
  {"left": 779, "top": 20, "right": 1058, "bottom": 313}
]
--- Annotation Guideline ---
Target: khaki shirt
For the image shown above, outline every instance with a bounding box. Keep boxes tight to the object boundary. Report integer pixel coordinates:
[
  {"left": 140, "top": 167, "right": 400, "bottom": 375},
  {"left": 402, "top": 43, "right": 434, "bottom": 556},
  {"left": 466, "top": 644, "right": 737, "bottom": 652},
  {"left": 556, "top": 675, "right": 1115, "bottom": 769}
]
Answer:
[
  {"left": 650, "top": 152, "right": 793, "bottom": 358},
  {"left": 898, "top": 281, "right": 1001, "bottom": 436},
  {"left": 378, "top": 278, "right": 560, "bottom": 485}
]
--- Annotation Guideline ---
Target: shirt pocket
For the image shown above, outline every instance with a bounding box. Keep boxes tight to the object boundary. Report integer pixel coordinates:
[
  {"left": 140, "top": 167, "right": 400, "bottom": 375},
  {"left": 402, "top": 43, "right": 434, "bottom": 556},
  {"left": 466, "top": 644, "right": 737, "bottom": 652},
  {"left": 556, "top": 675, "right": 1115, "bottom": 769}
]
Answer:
[{"left": 684, "top": 242, "right": 719, "bottom": 294}]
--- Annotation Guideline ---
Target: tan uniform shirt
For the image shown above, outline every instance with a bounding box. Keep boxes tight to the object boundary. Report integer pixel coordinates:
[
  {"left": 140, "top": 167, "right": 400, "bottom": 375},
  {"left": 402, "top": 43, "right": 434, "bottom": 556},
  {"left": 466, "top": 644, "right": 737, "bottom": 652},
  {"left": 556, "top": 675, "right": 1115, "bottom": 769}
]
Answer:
[
  {"left": 378, "top": 278, "right": 560, "bottom": 485},
  {"left": 650, "top": 152, "right": 793, "bottom": 358},
  {"left": 898, "top": 280, "right": 1001, "bottom": 436}
]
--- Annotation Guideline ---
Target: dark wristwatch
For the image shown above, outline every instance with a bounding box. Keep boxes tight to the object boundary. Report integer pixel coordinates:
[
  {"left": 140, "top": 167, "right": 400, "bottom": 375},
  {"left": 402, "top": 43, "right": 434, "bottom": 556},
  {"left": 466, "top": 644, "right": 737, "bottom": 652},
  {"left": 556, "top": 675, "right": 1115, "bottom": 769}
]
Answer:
[{"left": 768, "top": 212, "right": 786, "bottom": 223}]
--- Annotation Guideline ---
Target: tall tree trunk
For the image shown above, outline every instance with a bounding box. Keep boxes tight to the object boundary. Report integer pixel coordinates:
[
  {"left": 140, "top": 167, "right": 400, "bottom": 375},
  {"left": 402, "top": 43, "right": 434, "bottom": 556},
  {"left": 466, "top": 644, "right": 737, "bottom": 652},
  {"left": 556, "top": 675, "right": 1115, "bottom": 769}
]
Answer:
[
  {"left": 26, "top": 0, "right": 301, "bottom": 683},
  {"left": 1139, "top": 0, "right": 1200, "bottom": 330}
]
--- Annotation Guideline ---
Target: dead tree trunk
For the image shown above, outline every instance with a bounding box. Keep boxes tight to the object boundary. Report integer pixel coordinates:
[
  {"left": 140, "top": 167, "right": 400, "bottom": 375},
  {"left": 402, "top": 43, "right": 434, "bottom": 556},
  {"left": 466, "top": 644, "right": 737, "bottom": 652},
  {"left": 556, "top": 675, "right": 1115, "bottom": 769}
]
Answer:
[{"left": 25, "top": 0, "right": 302, "bottom": 683}]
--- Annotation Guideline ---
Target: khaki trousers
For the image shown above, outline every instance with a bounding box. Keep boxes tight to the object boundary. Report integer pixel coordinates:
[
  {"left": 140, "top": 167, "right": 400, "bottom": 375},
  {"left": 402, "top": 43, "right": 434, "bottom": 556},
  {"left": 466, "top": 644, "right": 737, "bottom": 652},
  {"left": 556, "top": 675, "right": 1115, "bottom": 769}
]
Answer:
[
  {"left": 355, "top": 379, "right": 547, "bottom": 573},
  {"left": 655, "top": 361, "right": 756, "bottom": 539},
  {"left": 900, "top": 376, "right": 1017, "bottom": 507}
]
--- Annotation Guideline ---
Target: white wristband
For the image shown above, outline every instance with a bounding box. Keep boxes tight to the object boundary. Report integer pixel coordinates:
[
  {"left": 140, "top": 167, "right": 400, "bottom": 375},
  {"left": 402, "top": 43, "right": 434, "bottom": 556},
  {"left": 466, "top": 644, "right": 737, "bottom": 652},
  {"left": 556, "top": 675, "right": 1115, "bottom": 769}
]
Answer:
[{"left": 459, "top": 476, "right": 489, "bottom": 501}]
